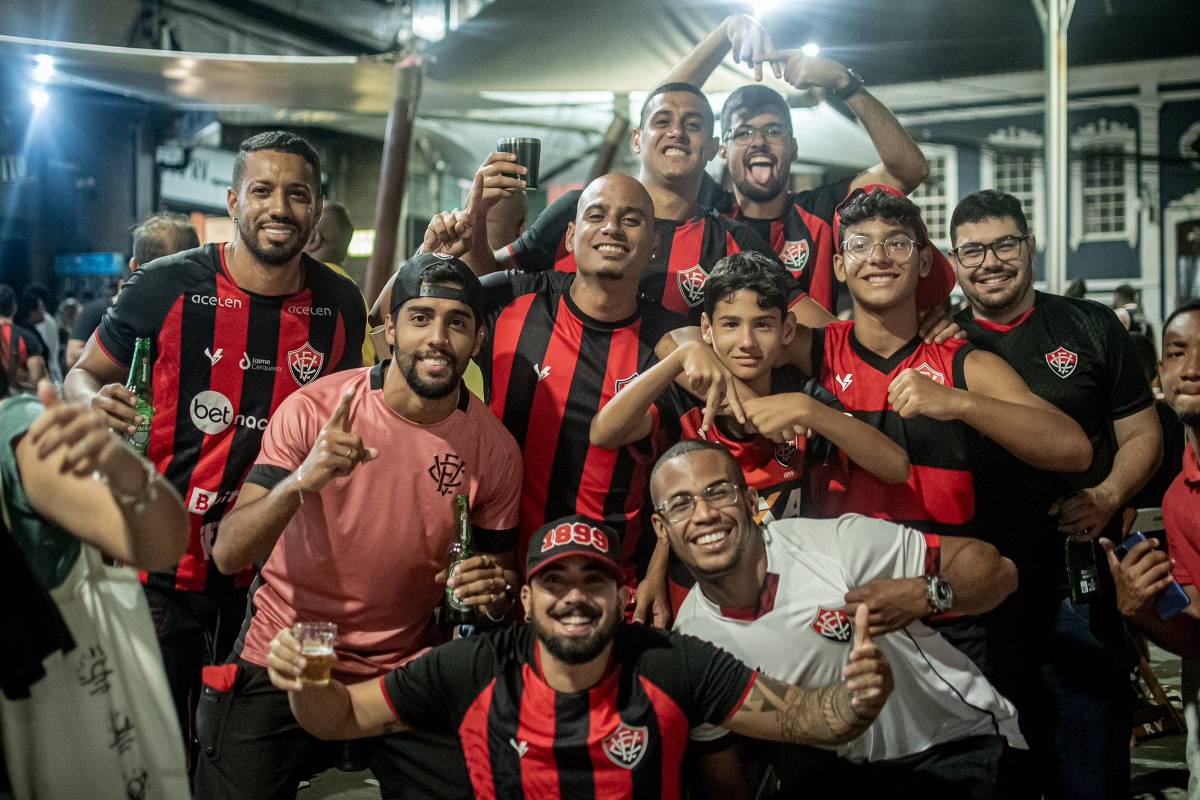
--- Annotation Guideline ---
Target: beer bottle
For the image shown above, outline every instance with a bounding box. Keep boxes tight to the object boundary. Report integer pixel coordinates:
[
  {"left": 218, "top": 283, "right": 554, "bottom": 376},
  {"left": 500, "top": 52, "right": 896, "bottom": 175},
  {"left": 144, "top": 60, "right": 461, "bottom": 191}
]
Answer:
[
  {"left": 124, "top": 337, "right": 154, "bottom": 454},
  {"left": 444, "top": 494, "right": 477, "bottom": 629},
  {"left": 1065, "top": 537, "right": 1100, "bottom": 603}
]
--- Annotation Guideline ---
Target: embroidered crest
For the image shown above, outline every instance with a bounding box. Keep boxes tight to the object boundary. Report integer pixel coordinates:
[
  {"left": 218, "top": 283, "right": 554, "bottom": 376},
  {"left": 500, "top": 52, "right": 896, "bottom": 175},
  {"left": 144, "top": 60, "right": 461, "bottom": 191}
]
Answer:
[
  {"left": 614, "top": 372, "right": 638, "bottom": 393},
  {"left": 676, "top": 264, "right": 709, "bottom": 307},
  {"left": 780, "top": 239, "right": 810, "bottom": 271},
  {"left": 603, "top": 723, "right": 649, "bottom": 769},
  {"left": 774, "top": 439, "right": 798, "bottom": 467},
  {"left": 913, "top": 361, "right": 946, "bottom": 385},
  {"left": 427, "top": 453, "right": 465, "bottom": 496},
  {"left": 1045, "top": 346, "right": 1079, "bottom": 379},
  {"left": 287, "top": 342, "right": 325, "bottom": 386},
  {"left": 810, "top": 607, "right": 853, "bottom": 643}
]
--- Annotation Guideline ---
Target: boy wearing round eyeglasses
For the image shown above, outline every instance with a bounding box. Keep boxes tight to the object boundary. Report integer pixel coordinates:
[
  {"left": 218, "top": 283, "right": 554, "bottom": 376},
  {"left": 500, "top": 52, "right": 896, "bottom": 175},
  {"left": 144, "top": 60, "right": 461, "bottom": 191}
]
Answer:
[
  {"left": 769, "top": 187, "right": 1091, "bottom": 681},
  {"left": 950, "top": 189, "right": 1161, "bottom": 800}
]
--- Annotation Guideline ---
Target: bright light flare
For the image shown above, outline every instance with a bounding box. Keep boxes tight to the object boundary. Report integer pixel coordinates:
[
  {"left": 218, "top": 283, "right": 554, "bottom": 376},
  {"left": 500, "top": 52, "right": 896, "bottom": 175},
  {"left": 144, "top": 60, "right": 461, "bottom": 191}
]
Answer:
[
  {"left": 801, "top": 42, "right": 820, "bottom": 58},
  {"left": 29, "top": 88, "right": 49, "bottom": 109},
  {"left": 33, "top": 54, "right": 54, "bottom": 83}
]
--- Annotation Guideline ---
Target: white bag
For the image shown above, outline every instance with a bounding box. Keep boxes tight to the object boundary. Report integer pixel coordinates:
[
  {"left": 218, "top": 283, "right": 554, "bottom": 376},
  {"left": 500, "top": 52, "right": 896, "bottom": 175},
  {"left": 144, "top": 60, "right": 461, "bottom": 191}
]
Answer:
[{"left": 0, "top": 543, "right": 190, "bottom": 799}]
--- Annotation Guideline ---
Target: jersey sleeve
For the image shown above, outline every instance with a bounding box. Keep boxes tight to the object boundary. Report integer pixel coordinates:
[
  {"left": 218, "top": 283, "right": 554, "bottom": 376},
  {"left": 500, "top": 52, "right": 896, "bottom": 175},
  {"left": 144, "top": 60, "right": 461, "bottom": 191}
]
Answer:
[
  {"left": 18, "top": 327, "right": 45, "bottom": 359},
  {"left": 783, "top": 515, "right": 929, "bottom": 587},
  {"left": 650, "top": 381, "right": 691, "bottom": 442},
  {"left": 471, "top": 422, "right": 522, "bottom": 551},
  {"left": 793, "top": 177, "right": 854, "bottom": 222},
  {"left": 244, "top": 389, "right": 320, "bottom": 489},
  {"left": 502, "top": 191, "right": 579, "bottom": 272},
  {"left": 96, "top": 263, "right": 183, "bottom": 366},
  {"left": 380, "top": 636, "right": 489, "bottom": 731},
  {"left": 672, "top": 632, "right": 757, "bottom": 726},
  {"left": 70, "top": 300, "right": 109, "bottom": 342},
  {"left": 1099, "top": 309, "right": 1154, "bottom": 419}
]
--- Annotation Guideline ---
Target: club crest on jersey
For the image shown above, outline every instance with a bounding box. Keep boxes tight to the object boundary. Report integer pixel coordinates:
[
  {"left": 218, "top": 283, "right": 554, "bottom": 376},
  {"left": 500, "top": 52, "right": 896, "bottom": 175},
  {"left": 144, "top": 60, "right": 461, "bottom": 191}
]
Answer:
[
  {"left": 614, "top": 372, "right": 638, "bottom": 393},
  {"left": 810, "top": 607, "right": 853, "bottom": 643},
  {"left": 774, "top": 439, "right": 798, "bottom": 467},
  {"left": 780, "top": 240, "right": 810, "bottom": 271},
  {"left": 676, "top": 264, "right": 709, "bottom": 307},
  {"left": 287, "top": 342, "right": 325, "bottom": 386},
  {"left": 603, "top": 723, "right": 649, "bottom": 769},
  {"left": 913, "top": 362, "right": 946, "bottom": 385},
  {"left": 1045, "top": 346, "right": 1079, "bottom": 379}
]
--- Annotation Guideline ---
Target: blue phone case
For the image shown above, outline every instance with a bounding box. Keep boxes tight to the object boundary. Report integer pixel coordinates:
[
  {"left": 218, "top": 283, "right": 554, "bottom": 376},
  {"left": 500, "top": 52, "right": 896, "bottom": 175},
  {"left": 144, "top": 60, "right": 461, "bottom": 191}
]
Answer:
[{"left": 1117, "top": 531, "right": 1191, "bottom": 620}]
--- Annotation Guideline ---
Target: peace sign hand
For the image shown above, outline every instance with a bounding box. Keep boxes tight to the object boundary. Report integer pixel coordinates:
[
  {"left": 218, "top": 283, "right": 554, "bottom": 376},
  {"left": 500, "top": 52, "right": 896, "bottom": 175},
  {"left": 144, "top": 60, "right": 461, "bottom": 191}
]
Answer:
[{"left": 295, "top": 386, "right": 378, "bottom": 495}]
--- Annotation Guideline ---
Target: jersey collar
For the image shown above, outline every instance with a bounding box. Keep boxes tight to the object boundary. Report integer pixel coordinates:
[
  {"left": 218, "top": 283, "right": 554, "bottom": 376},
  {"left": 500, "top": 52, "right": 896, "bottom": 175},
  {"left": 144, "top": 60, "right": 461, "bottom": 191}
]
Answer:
[
  {"left": 971, "top": 305, "right": 1037, "bottom": 334},
  {"left": 849, "top": 327, "right": 924, "bottom": 375},
  {"left": 1184, "top": 442, "right": 1200, "bottom": 486}
]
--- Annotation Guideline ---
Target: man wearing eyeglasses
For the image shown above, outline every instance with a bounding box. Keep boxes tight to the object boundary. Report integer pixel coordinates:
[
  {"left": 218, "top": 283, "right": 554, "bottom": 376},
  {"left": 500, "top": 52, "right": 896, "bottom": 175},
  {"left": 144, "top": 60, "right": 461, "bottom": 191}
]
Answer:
[
  {"left": 658, "top": 14, "right": 930, "bottom": 315},
  {"left": 652, "top": 439, "right": 1026, "bottom": 798},
  {"left": 950, "top": 189, "right": 1162, "bottom": 800}
]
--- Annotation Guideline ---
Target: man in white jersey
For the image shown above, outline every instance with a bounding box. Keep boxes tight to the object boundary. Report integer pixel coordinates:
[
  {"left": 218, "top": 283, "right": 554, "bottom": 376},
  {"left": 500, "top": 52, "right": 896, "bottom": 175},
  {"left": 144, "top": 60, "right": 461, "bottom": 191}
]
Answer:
[{"left": 650, "top": 439, "right": 1028, "bottom": 798}]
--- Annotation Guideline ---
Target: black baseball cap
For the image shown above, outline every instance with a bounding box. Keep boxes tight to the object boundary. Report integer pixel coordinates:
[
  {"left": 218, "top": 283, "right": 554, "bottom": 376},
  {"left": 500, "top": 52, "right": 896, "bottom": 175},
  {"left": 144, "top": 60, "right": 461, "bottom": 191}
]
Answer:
[
  {"left": 526, "top": 515, "right": 624, "bottom": 581},
  {"left": 389, "top": 252, "right": 484, "bottom": 323}
]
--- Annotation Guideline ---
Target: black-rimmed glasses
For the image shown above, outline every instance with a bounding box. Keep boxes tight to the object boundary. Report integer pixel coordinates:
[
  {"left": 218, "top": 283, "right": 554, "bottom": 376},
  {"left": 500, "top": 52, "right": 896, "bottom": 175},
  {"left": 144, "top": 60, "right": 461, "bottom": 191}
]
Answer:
[{"left": 950, "top": 235, "right": 1029, "bottom": 268}]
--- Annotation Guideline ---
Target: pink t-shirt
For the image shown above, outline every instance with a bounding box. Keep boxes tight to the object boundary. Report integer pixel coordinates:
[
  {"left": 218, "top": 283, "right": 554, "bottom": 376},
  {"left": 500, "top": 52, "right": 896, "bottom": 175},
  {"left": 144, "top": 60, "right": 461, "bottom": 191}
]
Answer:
[{"left": 239, "top": 363, "right": 522, "bottom": 680}]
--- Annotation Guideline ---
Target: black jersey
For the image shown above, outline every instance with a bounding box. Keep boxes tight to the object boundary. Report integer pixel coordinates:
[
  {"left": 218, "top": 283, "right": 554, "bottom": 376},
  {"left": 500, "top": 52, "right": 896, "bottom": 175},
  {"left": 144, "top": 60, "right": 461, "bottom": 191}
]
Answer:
[
  {"left": 380, "top": 623, "right": 755, "bottom": 800},
  {"left": 502, "top": 189, "right": 790, "bottom": 322},
  {"left": 96, "top": 243, "right": 366, "bottom": 594},
  {"left": 1, "top": 321, "right": 45, "bottom": 378},
  {"left": 725, "top": 178, "right": 853, "bottom": 314},
  {"left": 956, "top": 292, "right": 1153, "bottom": 561},
  {"left": 479, "top": 270, "right": 686, "bottom": 574}
]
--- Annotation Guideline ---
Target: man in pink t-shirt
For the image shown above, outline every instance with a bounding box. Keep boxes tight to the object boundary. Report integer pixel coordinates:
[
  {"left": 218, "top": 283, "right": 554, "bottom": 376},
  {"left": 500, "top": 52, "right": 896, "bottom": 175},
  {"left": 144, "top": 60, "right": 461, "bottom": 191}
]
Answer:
[{"left": 193, "top": 253, "right": 522, "bottom": 800}]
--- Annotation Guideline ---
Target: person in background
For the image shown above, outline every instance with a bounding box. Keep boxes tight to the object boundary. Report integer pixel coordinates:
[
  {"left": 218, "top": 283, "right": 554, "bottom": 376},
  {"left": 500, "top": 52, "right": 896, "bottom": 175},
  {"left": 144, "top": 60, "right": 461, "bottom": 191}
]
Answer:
[
  {"left": 67, "top": 212, "right": 200, "bottom": 370},
  {"left": 55, "top": 298, "right": 81, "bottom": 378},
  {"left": 19, "top": 287, "right": 59, "bottom": 383},
  {"left": 1064, "top": 278, "right": 1088, "bottom": 300},
  {"left": 0, "top": 373, "right": 188, "bottom": 799},
  {"left": 0, "top": 285, "right": 47, "bottom": 387},
  {"left": 304, "top": 199, "right": 376, "bottom": 365}
]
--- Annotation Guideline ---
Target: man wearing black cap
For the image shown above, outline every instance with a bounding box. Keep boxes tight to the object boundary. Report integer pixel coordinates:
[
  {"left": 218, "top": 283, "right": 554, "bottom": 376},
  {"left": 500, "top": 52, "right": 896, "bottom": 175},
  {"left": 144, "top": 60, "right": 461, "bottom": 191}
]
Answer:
[
  {"left": 194, "top": 253, "right": 523, "bottom": 799},
  {"left": 265, "top": 514, "right": 895, "bottom": 799},
  {"left": 661, "top": 14, "right": 929, "bottom": 314}
]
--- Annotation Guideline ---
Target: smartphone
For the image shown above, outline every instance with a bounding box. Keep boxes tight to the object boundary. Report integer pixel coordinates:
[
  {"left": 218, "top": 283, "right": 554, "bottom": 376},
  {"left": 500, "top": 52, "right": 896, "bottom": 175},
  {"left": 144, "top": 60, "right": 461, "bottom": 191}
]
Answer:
[{"left": 1115, "top": 530, "right": 1191, "bottom": 620}]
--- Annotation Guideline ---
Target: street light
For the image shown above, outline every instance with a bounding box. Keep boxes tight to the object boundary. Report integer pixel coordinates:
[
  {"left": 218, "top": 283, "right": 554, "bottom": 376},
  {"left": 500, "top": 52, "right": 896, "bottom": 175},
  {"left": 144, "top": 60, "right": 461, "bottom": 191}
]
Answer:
[
  {"left": 29, "top": 88, "right": 49, "bottom": 109},
  {"left": 801, "top": 42, "right": 820, "bottom": 58}
]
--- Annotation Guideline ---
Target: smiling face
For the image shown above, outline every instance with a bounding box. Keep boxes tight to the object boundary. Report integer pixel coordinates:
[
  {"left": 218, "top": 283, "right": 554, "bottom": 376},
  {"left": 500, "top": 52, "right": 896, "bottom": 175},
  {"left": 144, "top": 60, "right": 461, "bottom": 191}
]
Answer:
[
  {"left": 701, "top": 290, "right": 794, "bottom": 384},
  {"left": 632, "top": 91, "right": 719, "bottom": 184},
  {"left": 565, "top": 174, "right": 655, "bottom": 282},
  {"left": 1161, "top": 309, "right": 1200, "bottom": 427},
  {"left": 521, "top": 557, "right": 629, "bottom": 666},
  {"left": 387, "top": 293, "right": 481, "bottom": 399},
  {"left": 952, "top": 215, "right": 1035, "bottom": 315},
  {"left": 721, "top": 109, "right": 795, "bottom": 205},
  {"left": 228, "top": 150, "right": 321, "bottom": 267},
  {"left": 650, "top": 448, "right": 759, "bottom": 581},
  {"left": 834, "top": 217, "right": 931, "bottom": 313}
]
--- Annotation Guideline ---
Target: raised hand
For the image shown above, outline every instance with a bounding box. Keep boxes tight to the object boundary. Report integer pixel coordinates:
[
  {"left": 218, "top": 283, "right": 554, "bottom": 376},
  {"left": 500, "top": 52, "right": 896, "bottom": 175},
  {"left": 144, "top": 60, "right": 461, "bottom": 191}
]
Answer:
[
  {"left": 762, "top": 51, "right": 854, "bottom": 93},
  {"left": 724, "top": 15, "right": 783, "bottom": 82},
  {"left": 742, "top": 393, "right": 814, "bottom": 443},
  {"left": 1100, "top": 536, "right": 1176, "bottom": 619},
  {"left": 843, "top": 604, "right": 892, "bottom": 719},
  {"left": 295, "top": 386, "right": 377, "bottom": 495},
  {"left": 675, "top": 341, "right": 746, "bottom": 434},
  {"left": 439, "top": 553, "right": 514, "bottom": 612},
  {"left": 28, "top": 379, "right": 148, "bottom": 489}
]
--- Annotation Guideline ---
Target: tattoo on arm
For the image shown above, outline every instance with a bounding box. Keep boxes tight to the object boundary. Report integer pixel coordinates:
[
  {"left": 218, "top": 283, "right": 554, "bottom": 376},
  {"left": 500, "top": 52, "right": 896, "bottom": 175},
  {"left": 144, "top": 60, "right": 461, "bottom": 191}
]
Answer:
[{"left": 743, "top": 675, "right": 872, "bottom": 744}]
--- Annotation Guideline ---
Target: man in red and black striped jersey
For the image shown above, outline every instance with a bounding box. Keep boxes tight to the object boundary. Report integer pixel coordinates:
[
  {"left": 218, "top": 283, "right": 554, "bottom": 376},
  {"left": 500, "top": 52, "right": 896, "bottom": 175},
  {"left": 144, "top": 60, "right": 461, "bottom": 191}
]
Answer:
[
  {"left": 0, "top": 284, "right": 48, "bottom": 386},
  {"left": 950, "top": 190, "right": 1162, "bottom": 800},
  {"left": 64, "top": 131, "right": 366, "bottom": 756},
  {"left": 592, "top": 251, "right": 909, "bottom": 620},
  {"left": 484, "top": 84, "right": 833, "bottom": 327},
  {"left": 658, "top": 14, "right": 930, "bottom": 315},
  {"left": 777, "top": 188, "right": 1091, "bottom": 678},
  {"left": 264, "top": 515, "right": 894, "bottom": 800}
]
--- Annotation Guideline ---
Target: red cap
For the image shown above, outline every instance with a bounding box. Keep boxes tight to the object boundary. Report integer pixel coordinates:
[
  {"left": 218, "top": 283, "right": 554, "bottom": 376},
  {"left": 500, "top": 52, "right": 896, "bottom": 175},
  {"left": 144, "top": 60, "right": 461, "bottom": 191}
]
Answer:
[{"left": 833, "top": 183, "right": 955, "bottom": 311}]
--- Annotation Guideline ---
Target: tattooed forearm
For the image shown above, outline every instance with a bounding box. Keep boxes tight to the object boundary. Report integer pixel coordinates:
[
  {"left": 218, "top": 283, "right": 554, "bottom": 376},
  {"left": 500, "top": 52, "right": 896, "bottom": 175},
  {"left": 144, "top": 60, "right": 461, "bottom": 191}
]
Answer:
[{"left": 740, "top": 675, "right": 874, "bottom": 745}]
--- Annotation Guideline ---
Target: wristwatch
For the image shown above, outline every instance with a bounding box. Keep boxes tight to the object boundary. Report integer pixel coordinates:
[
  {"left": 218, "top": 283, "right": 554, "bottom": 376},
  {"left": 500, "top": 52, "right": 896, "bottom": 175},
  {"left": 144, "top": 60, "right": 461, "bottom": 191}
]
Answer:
[
  {"left": 925, "top": 575, "right": 954, "bottom": 614},
  {"left": 835, "top": 67, "right": 864, "bottom": 101}
]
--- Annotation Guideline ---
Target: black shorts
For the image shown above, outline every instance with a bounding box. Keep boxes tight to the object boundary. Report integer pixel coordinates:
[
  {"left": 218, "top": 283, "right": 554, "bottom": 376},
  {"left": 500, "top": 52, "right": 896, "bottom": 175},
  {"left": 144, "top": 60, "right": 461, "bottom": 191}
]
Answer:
[{"left": 192, "top": 659, "right": 470, "bottom": 800}]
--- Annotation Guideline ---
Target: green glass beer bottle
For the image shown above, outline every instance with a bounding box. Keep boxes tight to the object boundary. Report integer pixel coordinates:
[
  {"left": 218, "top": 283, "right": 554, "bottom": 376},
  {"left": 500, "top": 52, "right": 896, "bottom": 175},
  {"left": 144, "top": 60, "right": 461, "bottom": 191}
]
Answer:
[
  {"left": 124, "top": 337, "right": 154, "bottom": 454},
  {"left": 444, "top": 494, "right": 477, "bottom": 627}
]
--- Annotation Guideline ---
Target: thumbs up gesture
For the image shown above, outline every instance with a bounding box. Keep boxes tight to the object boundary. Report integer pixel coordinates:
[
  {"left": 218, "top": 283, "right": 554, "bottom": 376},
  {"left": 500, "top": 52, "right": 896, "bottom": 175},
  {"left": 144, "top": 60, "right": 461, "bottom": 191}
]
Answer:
[
  {"left": 842, "top": 604, "right": 893, "bottom": 721},
  {"left": 295, "top": 386, "right": 378, "bottom": 495}
]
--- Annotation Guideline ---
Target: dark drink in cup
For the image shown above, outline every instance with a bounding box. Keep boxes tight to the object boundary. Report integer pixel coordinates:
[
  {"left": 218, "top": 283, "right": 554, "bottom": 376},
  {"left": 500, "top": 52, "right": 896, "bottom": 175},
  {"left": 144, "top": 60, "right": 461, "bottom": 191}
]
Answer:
[{"left": 496, "top": 137, "right": 541, "bottom": 190}]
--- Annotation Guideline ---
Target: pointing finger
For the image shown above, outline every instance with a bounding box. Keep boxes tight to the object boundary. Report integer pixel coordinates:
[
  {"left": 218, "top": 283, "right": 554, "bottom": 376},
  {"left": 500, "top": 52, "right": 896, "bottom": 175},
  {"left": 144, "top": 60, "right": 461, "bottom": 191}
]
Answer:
[{"left": 325, "top": 386, "right": 355, "bottom": 432}]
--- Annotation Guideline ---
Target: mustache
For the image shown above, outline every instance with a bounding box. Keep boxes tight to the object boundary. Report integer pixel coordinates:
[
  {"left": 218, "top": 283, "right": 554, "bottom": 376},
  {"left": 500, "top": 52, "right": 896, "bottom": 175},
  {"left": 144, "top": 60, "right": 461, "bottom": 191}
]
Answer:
[{"left": 549, "top": 602, "right": 601, "bottom": 622}]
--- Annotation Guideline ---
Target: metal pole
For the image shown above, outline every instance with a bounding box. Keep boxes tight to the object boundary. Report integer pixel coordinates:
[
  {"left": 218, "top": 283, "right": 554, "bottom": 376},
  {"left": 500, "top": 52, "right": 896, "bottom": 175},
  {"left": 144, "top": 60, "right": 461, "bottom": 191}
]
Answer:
[
  {"left": 1033, "top": 0, "right": 1074, "bottom": 295},
  {"left": 365, "top": 55, "right": 423, "bottom": 311}
]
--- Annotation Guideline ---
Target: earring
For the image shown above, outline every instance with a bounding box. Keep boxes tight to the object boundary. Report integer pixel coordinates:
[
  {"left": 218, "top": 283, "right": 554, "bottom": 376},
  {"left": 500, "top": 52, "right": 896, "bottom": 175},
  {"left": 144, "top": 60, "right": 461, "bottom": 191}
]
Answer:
[
  {"left": 523, "top": 612, "right": 531, "bottom": 623},
  {"left": 233, "top": 216, "right": 238, "bottom": 224}
]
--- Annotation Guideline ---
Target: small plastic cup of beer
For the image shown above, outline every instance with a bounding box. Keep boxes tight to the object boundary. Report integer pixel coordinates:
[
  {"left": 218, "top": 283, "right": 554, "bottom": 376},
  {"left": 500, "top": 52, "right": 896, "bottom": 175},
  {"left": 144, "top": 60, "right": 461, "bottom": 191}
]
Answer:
[{"left": 293, "top": 621, "right": 337, "bottom": 687}]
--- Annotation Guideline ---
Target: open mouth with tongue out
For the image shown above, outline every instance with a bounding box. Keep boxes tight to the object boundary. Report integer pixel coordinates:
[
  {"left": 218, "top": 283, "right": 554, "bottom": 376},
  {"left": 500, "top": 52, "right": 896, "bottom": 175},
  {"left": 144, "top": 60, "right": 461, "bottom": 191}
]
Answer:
[{"left": 745, "top": 152, "right": 777, "bottom": 186}]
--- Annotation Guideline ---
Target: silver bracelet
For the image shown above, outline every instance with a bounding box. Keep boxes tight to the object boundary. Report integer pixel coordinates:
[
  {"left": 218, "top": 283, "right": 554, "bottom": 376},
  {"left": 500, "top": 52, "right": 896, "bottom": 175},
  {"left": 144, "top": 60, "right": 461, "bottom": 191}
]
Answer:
[
  {"left": 95, "top": 458, "right": 160, "bottom": 516},
  {"left": 481, "top": 582, "right": 516, "bottom": 622}
]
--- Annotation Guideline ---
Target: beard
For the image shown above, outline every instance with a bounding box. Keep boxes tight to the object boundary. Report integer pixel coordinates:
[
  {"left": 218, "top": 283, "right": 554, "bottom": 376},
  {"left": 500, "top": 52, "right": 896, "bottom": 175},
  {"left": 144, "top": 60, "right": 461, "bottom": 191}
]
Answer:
[
  {"left": 397, "top": 348, "right": 464, "bottom": 399},
  {"left": 963, "top": 267, "right": 1033, "bottom": 312},
  {"left": 238, "top": 216, "right": 308, "bottom": 266},
  {"left": 732, "top": 170, "right": 786, "bottom": 205},
  {"left": 531, "top": 601, "right": 620, "bottom": 665}
]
